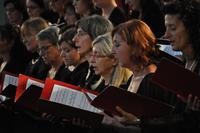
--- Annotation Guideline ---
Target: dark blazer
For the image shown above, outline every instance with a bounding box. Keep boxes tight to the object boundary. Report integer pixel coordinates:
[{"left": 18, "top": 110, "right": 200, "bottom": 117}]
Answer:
[
  {"left": 2, "top": 40, "right": 32, "bottom": 75},
  {"left": 25, "top": 54, "right": 50, "bottom": 80},
  {"left": 109, "top": 7, "right": 127, "bottom": 26},
  {"left": 54, "top": 64, "right": 72, "bottom": 83}
]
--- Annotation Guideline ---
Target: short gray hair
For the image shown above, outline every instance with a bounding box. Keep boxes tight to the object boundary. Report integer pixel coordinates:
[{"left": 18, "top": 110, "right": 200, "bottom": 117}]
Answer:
[
  {"left": 36, "top": 26, "right": 60, "bottom": 45},
  {"left": 92, "top": 33, "right": 113, "bottom": 56},
  {"left": 77, "top": 15, "right": 113, "bottom": 40}
]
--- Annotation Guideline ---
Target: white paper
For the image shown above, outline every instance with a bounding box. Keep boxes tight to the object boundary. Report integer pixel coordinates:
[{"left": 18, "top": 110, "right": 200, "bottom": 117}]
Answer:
[
  {"left": 50, "top": 84, "right": 101, "bottom": 113},
  {"left": 25, "top": 79, "right": 44, "bottom": 90},
  {"left": 2, "top": 74, "right": 18, "bottom": 90}
]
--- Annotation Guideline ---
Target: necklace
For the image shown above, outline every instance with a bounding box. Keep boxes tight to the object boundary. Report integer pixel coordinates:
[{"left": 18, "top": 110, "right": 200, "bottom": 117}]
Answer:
[{"left": 185, "top": 54, "right": 200, "bottom": 71}]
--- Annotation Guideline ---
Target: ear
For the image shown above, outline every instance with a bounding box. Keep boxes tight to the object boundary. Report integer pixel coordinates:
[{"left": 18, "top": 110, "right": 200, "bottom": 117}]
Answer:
[{"left": 112, "top": 57, "right": 118, "bottom": 66}]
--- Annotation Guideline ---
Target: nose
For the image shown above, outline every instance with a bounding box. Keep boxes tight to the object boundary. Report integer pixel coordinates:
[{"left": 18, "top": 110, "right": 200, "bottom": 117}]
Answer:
[
  {"left": 72, "top": 34, "right": 78, "bottom": 44},
  {"left": 163, "top": 28, "right": 171, "bottom": 40},
  {"left": 89, "top": 54, "right": 96, "bottom": 66}
]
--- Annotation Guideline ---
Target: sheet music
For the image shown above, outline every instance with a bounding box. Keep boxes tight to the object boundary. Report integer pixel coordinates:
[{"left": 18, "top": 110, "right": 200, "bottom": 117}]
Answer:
[
  {"left": 86, "top": 92, "right": 97, "bottom": 100},
  {"left": 26, "top": 79, "right": 44, "bottom": 89},
  {"left": 2, "top": 74, "right": 18, "bottom": 90},
  {"left": 50, "top": 85, "right": 101, "bottom": 113}
]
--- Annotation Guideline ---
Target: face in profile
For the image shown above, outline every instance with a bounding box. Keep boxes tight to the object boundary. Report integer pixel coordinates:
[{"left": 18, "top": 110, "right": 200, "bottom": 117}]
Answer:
[
  {"left": 73, "top": 0, "right": 87, "bottom": 15},
  {"left": 91, "top": 45, "right": 116, "bottom": 76},
  {"left": 37, "top": 39, "right": 57, "bottom": 65},
  {"left": 5, "top": 3, "right": 23, "bottom": 25},
  {"left": 60, "top": 41, "right": 80, "bottom": 66},
  {"left": 164, "top": 14, "right": 190, "bottom": 52},
  {"left": 73, "top": 28, "right": 93, "bottom": 58},
  {"left": 22, "top": 28, "right": 38, "bottom": 52},
  {"left": 112, "top": 33, "right": 132, "bottom": 68},
  {"left": 64, "top": 6, "right": 78, "bottom": 25},
  {"left": 26, "top": 0, "right": 42, "bottom": 18}
]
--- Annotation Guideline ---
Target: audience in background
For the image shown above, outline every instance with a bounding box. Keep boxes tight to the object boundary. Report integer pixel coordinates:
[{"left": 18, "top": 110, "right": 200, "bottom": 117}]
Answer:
[
  {"left": 0, "top": 24, "right": 31, "bottom": 74},
  {"left": 93, "top": 0, "right": 127, "bottom": 26},
  {"left": 125, "top": 0, "right": 165, "bottom": 37},
  {"left": 3, "top": 0, "right": 28, "bottom": 27}
]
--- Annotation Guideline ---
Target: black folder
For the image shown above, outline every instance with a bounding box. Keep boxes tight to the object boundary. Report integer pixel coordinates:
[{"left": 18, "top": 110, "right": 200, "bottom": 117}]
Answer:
[
  {"left": 91, "top": 86, "right": 174, "bottom": 118},
  {"left": 15, "top": 85, "right": 43, "bottom": 111},
  {"left": 1, "top": 84, "right": 17, "bottom": 100},
  {"left": 151, "top": 58, "right": 200, "bottom": 101}
]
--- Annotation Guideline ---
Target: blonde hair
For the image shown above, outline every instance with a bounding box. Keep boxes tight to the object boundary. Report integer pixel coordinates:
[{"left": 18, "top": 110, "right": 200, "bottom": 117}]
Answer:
[
  {"left": 92, "top": 33, "right": 132, "bottom": 87},
  {"left": 21, "top": 17, "right": 48, "bottom": 36}
]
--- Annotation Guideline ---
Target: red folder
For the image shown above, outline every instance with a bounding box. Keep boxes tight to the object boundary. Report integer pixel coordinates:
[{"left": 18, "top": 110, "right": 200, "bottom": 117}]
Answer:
[
  {"left": 150, "top": 58, "right": 200, "bottom": 101},
  {"left": 91, "top": 86, "right": 174, "bottom": 118},
  {"left": 38, "top": 78, "right": 103, "bottom": 127}
]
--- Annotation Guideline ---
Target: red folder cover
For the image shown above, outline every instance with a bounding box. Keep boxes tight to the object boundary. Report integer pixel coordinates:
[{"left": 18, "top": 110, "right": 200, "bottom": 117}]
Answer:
[
  {"left": 15, "top": 74, "right": 44, "bottom": 102},
  {"left": 150, "top": 58, "right": 200, "bottom": 101},
  {"left": 91, "top": 86, "right": 174, "bottom": 118}
]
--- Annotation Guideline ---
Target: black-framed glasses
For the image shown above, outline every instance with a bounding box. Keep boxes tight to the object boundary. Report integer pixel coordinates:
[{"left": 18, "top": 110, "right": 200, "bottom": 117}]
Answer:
[{"left": 37, "top": 45, "right": 53, "bottom": 53}]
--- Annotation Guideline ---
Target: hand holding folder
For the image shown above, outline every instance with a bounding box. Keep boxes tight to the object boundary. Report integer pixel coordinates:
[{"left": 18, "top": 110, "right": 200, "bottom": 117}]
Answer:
[
  {"left": 38, "top": 78, "right": 103, "bottom": 128},
  {"left": 91, "top": 86, "right": 174, "bottom": 119}
]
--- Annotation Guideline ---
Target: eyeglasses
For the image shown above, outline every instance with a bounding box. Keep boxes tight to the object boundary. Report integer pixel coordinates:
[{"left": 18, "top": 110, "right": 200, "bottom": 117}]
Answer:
[
  {"left": 37, "top": 45, "right": 53, "bottom": 53},
  {"left": 90, "top": 53, "right": 115, "bottom": 59}
]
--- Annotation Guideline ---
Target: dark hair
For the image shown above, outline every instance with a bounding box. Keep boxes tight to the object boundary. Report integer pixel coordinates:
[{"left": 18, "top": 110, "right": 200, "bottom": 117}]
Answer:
[
  {"left": 163, "top": 0, "right": 200, "bottom": 55},
  {"left": 64, "top": 2, "right": 80, "bottom": 20},
  {"left": 0, "top": 23, "right": 29, "bottom": 62},
  {"left": 58, "top": 27, "right": 77, "bottom": 48},
  {"left": 4, "top": 0, "right": 29, "bottom": 21}
]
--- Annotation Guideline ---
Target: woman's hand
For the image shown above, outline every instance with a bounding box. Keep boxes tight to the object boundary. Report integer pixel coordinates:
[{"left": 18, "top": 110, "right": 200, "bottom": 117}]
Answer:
[
  {"left": 114, "top": 106, "right": 140, "bottom": 125},
  {"left": 186, "top": 94, "right": 200, "bottom": 111}
]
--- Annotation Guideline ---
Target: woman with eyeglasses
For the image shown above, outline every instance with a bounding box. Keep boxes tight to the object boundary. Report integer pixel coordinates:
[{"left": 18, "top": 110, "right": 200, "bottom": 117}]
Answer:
[
  {"left": 36, "top": 26, "right": 71, "bottom": 82},
  {"left": 73, "top": 15, "right": 113, "bottom": 92},
  {"left": 90, "top": 33, "right": 132, "bottom": 90},
  {"left": 21, "top": 17, "right": 51, "bottom": 80}
]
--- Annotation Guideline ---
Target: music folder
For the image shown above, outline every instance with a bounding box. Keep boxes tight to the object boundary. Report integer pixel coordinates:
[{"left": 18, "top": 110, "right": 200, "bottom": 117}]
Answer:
[
  {"left": 150, "top": 58, "right": 200, "bottom": 101},
  {"left": 91, "top": 86, "right": 174, "bottom": 119},
  {"left": 38, "top": 78, "right": 103, "bottom": 128},
  {"left": 15, "top": 85, "right": 43, "bottom": 111},
  {"left": 1, "top": 84, "right": 17, "bottom": 101},
  {"left": 37, "top": 99, "right": 103, "bottom": 128},
  {"left": 0, "top": 71, "right": 18, "bottom": 92}
]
